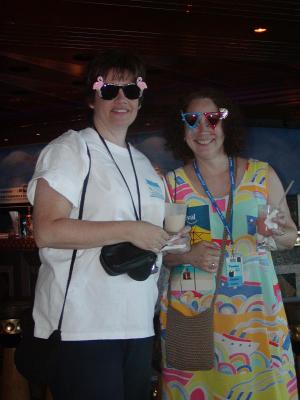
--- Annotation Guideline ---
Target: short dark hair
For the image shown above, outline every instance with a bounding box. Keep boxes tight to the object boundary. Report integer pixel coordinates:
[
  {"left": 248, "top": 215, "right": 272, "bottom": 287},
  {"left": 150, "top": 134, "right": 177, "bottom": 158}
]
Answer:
[
  {"left": 164, "top": 87, "right": 245, "bottom": 161},
  {"left": 85, "top": 48, "right": 146, "bottom": 103}
]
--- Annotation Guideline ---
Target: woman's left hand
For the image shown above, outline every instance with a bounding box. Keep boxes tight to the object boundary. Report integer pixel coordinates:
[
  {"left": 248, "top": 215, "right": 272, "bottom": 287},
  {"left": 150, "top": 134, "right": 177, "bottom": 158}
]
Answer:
[
  {"left": 266, "top": 166, "right": 298, "bottom": 249},
  {"left": 269, "top": 209, "right": 286, "bottom": 236},
  {"left": 163, "top": 226, "right": 191, "bottom": 254}
]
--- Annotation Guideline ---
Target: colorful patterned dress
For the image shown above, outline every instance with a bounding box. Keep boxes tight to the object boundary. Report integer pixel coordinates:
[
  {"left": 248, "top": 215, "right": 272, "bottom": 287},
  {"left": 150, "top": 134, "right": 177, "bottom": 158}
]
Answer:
[{"left": 160, "top": 159, "right": 298, "bottom": 400}]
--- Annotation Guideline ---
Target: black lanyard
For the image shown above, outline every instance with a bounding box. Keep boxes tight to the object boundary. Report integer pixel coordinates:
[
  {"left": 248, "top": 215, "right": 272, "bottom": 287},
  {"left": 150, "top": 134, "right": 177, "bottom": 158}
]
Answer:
[
  {"left": 192, "top": 157, "right": 235, "bottom": 245},
  {"left": 95, "top": 128, "right": 141, "bottom": 221}
]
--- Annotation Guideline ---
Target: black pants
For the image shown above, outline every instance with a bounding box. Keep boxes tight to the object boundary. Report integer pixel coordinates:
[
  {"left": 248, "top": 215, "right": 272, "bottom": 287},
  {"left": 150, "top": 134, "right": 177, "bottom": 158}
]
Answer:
[{"left": 49, "top": 337, "right": 154, "bottom": 400}]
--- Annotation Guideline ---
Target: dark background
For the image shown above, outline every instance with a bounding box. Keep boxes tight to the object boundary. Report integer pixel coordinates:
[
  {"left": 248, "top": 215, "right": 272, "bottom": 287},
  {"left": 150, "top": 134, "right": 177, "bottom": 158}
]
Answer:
[{"left": 1, "top": 0, "right": 300, "bottom": 147}]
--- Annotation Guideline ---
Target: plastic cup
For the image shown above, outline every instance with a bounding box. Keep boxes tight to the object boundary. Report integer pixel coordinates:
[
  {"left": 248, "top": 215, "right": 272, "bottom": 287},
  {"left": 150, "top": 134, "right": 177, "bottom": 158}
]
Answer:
[
  {"left": 9, "top": 211, "right": 21, "bottom": 238},
  {"left": 256, "top": 204, "right": 279, "bottom": 237},
  {"left": 164, "top": 203, "right": 187, "bottom": 234}
]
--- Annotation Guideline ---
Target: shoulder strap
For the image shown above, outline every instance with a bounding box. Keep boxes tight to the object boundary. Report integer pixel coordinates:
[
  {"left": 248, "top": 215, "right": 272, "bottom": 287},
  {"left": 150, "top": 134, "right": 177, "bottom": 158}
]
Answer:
[
  {"left": 172, "top": 170, "right": 177, "bottom": 203},
  {"left": 211, "top": 187, "right": 233, "bottom": 308},
  {"left": 57, "top": 144, "right": 91, "bottom": 333}
]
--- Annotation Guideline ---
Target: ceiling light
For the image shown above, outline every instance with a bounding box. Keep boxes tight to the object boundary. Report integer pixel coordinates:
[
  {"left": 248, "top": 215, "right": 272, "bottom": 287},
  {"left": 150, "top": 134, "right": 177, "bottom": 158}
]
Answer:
[{"left": 254, "top": 27, "right": 267, "bottom": 33}]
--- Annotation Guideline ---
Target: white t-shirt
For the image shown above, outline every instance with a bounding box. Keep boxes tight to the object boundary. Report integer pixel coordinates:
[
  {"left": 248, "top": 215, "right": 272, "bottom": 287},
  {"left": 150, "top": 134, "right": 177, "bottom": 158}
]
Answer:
[{"left": 27, "top": 127, "right": 165, "bottom": 340}]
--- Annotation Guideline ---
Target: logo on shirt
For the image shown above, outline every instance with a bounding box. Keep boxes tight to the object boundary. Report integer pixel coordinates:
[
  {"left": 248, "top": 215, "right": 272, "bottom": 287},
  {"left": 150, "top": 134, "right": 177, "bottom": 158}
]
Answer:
[{"left": 146, "top": 179, "right": 164, "bottom": 200}]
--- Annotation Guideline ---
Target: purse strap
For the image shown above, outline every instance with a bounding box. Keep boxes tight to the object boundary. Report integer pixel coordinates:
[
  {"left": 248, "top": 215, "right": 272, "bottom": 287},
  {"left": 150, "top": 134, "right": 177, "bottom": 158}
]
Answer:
[
  {"left": 172, "top": 170, "right": 177, "bottom": 203},
  {"left": 56, "top": 144, "right": 91, "bottom": 333}
]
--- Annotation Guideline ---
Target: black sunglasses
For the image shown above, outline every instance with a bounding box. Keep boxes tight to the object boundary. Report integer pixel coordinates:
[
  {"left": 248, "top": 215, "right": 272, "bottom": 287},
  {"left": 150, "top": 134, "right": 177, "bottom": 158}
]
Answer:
[{"left": 99, "top": 83, "right": 142, "bottom": 100}]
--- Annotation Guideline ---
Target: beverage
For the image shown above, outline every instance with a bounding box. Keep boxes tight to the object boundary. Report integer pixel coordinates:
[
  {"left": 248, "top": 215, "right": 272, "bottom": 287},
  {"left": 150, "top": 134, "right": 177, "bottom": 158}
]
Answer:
[
  {"left": 256, "top": 214, "right": 273, "bottom": 237},
  {"left": 162, "top": 203, "right": 189, "bottom": 252},
  {"left": 164, "top": 203, "right": 187, "bottom": 234},
  {"left": 9, "top": 211, "right": 21, "bottom": 238},
  {"left": 256, "top": 204, "right": 278, "bottom": 237},
  {"left": 164, "top": 213, "right": 186, "bottom": 233}
]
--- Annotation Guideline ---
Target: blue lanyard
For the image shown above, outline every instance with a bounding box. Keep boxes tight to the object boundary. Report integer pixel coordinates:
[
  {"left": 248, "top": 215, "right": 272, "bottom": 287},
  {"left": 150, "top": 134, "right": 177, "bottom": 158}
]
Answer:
[{"left": 192, "top": 157, "right": 235, "bottom": 245}]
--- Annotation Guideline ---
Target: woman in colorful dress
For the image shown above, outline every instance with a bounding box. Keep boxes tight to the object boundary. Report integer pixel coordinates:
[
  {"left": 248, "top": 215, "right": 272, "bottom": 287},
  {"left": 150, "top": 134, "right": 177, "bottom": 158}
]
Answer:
[{"left": 160, "top": 87, "right": 298, "bottom": 399}]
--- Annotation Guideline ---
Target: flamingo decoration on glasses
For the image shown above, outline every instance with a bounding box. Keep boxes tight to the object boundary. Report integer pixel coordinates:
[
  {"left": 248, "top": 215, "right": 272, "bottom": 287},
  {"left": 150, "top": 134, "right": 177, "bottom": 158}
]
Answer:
[
  {"left": 136, "top": 77, "right": 148, "bottom": 91},
  {"left": 92, "top": 76, "right": 104, "bottom": 90}
]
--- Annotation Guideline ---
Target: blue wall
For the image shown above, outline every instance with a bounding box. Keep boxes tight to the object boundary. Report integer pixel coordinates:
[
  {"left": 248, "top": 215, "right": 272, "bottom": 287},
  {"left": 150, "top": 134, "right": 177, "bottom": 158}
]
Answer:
[
  {"left": 0, "top": 126, "right": 299, "bottom": 195},
  {"left": 243, "top": 127, "right": 299, "bottom": 194},
  {"left": 133, "top": 126, "right": 300, "bottom": 194}
]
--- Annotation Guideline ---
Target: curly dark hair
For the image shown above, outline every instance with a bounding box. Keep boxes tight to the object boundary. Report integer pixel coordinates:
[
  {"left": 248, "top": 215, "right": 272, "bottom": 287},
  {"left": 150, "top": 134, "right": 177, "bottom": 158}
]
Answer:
[
  {"left": 164, "top": 87, "right": 245, "bottom": 161},
  {"left": 85, "top": 48, "right": 146, "bottom": 104}
]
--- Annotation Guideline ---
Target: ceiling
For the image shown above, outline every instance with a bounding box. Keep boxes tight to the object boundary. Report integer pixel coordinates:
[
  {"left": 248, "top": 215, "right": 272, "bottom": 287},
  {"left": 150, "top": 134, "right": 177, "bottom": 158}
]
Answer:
[{"left": 1, "top": 0, "right": 300, "bottom": 147}]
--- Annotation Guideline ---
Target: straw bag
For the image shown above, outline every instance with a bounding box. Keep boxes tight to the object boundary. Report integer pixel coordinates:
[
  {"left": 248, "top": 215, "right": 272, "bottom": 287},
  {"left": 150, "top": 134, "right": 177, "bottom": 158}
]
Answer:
[
  {"left": 165, "top": 192, "right": 232, "bottom": 371},
  {"left": 166, "top": 304, "right": 214, "bottom": 370}
]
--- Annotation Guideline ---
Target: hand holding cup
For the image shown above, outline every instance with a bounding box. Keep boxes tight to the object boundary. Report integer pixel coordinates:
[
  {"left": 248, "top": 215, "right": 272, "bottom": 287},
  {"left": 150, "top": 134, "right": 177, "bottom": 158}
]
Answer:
[
  {"left": 162, "top": 203, "right": 190, "bottom": 253},
  {"left": 257, "top": 204, "right": 285, "bottom": 239}
]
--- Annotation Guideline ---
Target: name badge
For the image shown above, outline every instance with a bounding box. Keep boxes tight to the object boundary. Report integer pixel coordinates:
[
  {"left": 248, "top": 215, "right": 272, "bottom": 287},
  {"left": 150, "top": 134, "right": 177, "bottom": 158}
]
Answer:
[{"left": 226, "top": 254, "right": 243, "bottom": 287}]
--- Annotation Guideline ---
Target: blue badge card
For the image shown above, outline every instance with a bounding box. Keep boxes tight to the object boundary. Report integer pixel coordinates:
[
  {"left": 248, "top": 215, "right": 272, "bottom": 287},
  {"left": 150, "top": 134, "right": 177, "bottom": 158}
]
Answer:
[{"left": 226, "top": 255, "right": 244, "bottom": 287}]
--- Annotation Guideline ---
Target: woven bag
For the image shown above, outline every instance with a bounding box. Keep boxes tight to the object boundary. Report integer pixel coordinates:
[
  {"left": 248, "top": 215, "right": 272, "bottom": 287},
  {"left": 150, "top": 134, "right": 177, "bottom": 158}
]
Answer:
[{"left": 166, "top": 304, "right": 214, "bottom": 370}]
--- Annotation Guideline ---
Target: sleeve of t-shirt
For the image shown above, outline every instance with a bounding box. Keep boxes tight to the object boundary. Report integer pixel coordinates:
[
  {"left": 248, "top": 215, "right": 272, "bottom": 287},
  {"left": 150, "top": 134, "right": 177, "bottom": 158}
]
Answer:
[{"left": 27, "top": 131, "right": 90, "bottom": 208}]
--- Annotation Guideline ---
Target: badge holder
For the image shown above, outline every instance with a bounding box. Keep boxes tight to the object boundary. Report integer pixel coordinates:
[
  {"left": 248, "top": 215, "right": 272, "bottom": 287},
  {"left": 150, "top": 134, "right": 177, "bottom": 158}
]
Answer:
[{"left": 226, "top": 253, "right": 244, "bottom": 287}]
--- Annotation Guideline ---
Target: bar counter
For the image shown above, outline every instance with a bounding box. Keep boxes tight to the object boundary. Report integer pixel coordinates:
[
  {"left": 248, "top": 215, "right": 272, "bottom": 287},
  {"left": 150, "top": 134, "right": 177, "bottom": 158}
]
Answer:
[
  {"left": 0, "top": 238, "right": 39, "bottom": 299},
  {"left": 0, "top": 237, "right": 36, "bottom": 251}
]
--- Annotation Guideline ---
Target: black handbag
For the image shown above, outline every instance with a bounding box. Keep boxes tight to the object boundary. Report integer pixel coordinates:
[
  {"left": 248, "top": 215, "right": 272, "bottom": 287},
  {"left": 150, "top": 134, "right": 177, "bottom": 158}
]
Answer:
[
  {"left": 100, "top": 242, "right": 157, "bottom": 281},
  {"left": 14, "top": 310, "right": 62, "bottom": 384},
  {"left": 14, "top": 145, "right": 91, "bottom": 385},
  {"left": 97, "top": 130, "right": 158, "bottom": 281}
]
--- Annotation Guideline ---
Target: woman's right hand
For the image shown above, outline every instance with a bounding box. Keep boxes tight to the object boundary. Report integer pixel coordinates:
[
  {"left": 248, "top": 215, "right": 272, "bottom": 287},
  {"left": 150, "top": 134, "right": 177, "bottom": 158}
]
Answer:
[
  {"left": 163, "top": 239, "right": 222, "bottom": 271},
  {"left": 185, "top": 240, "right": 221, "bottom": 273},
  {"left": 130, "top": 221, "right": 170, "bottom": 253}
]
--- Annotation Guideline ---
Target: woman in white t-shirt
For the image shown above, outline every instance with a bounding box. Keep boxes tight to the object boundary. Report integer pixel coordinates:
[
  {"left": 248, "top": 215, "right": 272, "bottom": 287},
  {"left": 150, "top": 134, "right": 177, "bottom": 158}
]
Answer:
[{"left": 27, "top": 48, "right": 170, "bottom": 400}]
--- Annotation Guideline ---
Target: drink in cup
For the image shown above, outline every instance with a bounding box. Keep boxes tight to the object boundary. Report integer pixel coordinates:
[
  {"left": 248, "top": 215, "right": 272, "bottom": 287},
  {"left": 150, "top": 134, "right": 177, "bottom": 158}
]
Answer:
[
  {"left": 256, "top": 204, "right": 279, "bottom": 237},
  {"left": 164, "top": 203, "right": 187, "bottom": 234},
  {"left": 163, "top": 203, "right": 188, "bottom": 252}
]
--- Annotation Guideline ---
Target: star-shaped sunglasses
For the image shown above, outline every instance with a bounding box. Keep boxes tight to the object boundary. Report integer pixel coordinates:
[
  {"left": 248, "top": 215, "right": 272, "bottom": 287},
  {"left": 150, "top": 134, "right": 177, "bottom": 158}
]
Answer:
[
  {"left": 92, "top": 76, "right": 147, "bottom": 100},
  {"left": 181, "top": 108, "right": 228, "bottom": 129}
]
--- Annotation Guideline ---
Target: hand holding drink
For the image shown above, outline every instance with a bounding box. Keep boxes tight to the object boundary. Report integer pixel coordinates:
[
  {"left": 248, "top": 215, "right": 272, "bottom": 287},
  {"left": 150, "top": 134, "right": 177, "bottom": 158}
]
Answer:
[
  {"left": 163, "top": 203, "right": 190, "bottom": 252},
  {"left": 164, "top": 203, "right": 187, "bottom": 234},
  {"left": 257, "top": 204, "right": 280, "bottom": 237},
  {"left": 161, "top": 176, "right": 190, "bottom": 252},
  {"left": 256, "top": 180, "right": 294, "bottom": 246},
  {"left": 256, "top": 204, "right": 285, "bottom": 249}
]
